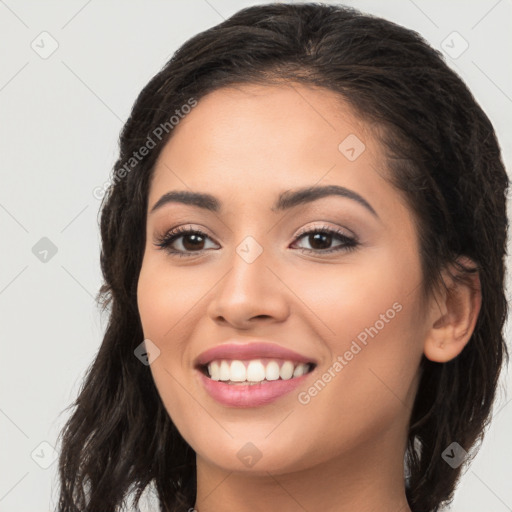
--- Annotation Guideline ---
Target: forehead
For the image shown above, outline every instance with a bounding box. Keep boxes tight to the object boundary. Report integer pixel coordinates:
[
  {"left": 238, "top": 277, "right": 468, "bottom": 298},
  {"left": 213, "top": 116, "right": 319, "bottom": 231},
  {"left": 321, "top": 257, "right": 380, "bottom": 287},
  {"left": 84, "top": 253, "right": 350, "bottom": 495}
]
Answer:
[
  {"left": 149, "top": 83, "right": 403, "bottom": 217},
  {"left": 157, "top": 82, "right": 374, "bottom": 162}
]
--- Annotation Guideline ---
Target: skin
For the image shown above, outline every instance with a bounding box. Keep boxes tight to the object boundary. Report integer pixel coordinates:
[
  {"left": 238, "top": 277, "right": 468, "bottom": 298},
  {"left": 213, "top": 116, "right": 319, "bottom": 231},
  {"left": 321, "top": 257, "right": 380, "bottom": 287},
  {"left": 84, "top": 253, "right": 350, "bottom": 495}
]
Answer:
[{"left": 137, "top": 83, "right": 481, "bottom": 512}]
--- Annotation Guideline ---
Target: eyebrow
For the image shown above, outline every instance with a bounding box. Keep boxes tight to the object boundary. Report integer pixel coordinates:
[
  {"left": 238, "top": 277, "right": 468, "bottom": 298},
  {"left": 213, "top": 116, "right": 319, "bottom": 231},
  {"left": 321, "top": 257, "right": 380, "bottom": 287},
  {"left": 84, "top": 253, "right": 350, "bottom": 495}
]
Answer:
[{"left": 149, "top": 184, "right": 379, "bottom": 218}]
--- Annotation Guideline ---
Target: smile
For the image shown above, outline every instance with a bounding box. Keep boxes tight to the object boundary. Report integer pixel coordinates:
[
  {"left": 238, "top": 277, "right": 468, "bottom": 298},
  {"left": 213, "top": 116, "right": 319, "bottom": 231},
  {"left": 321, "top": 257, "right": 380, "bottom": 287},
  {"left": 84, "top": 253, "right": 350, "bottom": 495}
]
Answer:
[{"left": 195, "top": 358, "right": 317, "bottom": 407}]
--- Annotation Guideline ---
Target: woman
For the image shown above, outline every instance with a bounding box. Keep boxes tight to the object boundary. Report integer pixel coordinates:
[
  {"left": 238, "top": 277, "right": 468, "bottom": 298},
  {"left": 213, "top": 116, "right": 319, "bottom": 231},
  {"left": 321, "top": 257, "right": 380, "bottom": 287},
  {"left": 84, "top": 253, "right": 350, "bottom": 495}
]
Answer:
[{"left": 56, "top": 3, "right": 509, "bottom": 511}]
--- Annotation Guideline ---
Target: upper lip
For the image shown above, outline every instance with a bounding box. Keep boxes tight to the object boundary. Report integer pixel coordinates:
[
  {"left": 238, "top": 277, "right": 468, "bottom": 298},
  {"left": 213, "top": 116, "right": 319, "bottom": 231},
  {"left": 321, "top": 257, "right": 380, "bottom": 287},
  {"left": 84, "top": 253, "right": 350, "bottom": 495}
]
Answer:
[{"left": 194, "top": 341, "right": 318, "bottom": 367}]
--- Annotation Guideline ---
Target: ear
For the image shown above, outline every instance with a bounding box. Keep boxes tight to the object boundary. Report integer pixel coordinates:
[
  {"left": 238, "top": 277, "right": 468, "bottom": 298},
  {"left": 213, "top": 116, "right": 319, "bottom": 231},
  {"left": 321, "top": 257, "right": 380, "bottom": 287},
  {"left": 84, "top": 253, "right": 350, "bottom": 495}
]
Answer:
[{"left": 423, "top": 257, "right": 482, "bottom": 363}]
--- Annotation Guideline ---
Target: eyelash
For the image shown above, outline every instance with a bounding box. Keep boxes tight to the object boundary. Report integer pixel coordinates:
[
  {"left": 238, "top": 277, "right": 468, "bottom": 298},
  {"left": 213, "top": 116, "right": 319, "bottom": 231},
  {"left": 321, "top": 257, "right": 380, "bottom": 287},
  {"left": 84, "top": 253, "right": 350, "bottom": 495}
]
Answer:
[{"left": 154, "top": 225, "right": 359, "bottom": 258}]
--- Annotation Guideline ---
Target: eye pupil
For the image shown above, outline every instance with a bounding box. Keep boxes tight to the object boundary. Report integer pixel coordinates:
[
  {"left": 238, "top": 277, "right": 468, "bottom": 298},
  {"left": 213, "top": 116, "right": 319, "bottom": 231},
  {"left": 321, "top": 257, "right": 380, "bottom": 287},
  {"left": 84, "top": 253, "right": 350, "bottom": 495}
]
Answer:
[
  {"left": 183, "top": 234, "right": 204, "bottom": 251},
  {"left": 309, "top": 233, "right": 332, "bottom": 250}
]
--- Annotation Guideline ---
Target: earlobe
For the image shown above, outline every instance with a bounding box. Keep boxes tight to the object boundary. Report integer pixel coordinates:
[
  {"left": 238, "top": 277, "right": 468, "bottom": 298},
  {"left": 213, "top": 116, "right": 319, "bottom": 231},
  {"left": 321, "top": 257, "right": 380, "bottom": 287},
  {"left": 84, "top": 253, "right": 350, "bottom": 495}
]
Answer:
[{"left": 423, "top": 257, "right": 482, "bottom": 363}]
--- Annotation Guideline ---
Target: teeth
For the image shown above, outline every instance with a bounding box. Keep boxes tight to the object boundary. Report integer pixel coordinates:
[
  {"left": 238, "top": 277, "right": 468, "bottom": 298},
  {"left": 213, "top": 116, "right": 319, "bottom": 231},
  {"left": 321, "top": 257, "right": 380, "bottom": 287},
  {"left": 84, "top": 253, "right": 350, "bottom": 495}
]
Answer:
[
  {"left": 205, "top": 359, "right": 311, "bottom": 383},
  {"left": 219, "top": 360, "right": 230, "bottom": 381},
  {"left": 230, "top": 360, "right": 246, "bottom": 382},
  {"left": 265, "top": 361, "right": 280, "bottom": 381},
  {"left": 247, "top": 360, "right": 266, "bottom": 382},
  {"left": 280, "top": 361, "right": 294, "bottom": 380},
  {"left": 293, "top": 363, "right": 305, "bottom": 377}
]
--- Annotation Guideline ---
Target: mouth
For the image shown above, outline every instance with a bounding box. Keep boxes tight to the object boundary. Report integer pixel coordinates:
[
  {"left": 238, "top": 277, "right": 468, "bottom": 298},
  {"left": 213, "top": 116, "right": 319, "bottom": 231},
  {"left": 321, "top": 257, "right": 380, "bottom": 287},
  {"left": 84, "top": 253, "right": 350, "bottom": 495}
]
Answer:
[{"left": 196, "top": 358, "right": 317, "bottom": 385}]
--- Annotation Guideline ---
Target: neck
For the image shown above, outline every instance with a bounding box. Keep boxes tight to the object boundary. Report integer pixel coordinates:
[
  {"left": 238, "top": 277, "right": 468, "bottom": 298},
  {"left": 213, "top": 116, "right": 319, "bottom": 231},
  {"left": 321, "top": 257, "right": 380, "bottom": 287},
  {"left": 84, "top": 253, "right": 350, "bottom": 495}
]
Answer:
[{"left": 193, "top": 426, "right": 412, "bottom": 512}]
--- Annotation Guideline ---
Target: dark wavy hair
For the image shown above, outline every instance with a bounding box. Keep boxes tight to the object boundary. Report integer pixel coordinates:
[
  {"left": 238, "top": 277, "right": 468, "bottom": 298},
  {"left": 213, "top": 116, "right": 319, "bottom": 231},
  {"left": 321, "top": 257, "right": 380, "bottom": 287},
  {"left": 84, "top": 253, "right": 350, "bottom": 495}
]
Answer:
[{"left": 55, "top": 3, "right": 510, "bottom": 511}]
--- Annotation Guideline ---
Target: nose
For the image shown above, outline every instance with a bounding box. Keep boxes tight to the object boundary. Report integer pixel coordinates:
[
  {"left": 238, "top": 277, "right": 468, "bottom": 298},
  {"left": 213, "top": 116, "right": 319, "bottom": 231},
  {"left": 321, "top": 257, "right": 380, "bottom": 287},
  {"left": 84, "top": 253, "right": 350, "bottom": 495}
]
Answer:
[{"left": 206, "top": 242, "right": 291, "bottom": 329}]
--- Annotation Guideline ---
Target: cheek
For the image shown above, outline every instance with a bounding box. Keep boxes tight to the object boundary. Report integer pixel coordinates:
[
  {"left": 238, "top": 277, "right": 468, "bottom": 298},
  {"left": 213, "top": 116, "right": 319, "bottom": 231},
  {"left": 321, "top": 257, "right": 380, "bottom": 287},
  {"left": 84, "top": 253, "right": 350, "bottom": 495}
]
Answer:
[
  {"left": 137, "top": 254, "right": 211, "bottom": 398},
  {"left": 288, "top": 311, "right": 423, "bottom": 472},
  {"left": 289, "top": 244, "right": 422, "bottom": 346},
  {"left": 292, "top": 246, "right": 424, "bottom": 415},
  {"left": 137, "top": 254, "right": 207, "bottom": 342},
  {"left": 137, "top": 259, "right": 200, "bottom": 439}
]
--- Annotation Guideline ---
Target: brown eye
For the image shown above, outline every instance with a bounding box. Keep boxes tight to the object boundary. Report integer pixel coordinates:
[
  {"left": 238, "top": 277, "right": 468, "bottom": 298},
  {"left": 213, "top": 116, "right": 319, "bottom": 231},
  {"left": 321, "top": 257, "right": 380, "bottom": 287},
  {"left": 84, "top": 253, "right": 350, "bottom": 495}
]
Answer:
[
  {"left": 154, "top": 227, "right": 218, "bottom": 257},
  {"left": 292, "top": 227, "right": 359, "bottom": 254}
]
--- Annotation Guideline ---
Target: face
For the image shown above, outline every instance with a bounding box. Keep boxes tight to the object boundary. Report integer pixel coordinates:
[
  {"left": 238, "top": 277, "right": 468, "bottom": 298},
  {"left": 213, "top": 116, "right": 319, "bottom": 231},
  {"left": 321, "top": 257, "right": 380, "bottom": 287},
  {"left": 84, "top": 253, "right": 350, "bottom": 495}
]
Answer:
[{"left": 137, "top": 83, "right": 429, "bottom": 476}]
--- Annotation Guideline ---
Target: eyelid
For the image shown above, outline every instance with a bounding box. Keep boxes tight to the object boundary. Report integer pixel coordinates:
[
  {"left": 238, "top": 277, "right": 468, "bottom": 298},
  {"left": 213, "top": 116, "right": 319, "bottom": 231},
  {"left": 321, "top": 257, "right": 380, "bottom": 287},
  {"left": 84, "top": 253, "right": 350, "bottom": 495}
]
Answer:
[
  {"left": 153, "top": 224, "right": 218, "bottom": 245},
  {"left": 294, "top": 221, "right": 357, "bottom": 239}
]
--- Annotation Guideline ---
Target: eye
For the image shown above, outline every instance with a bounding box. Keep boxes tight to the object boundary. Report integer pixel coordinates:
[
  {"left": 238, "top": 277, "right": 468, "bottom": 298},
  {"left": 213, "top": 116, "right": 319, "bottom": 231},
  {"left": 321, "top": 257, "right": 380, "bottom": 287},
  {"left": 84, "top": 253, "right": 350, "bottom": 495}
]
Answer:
[
  {"left": 154, "top": 224, "right": 359, "bottom": 257},
  {"left": 291, "top": 225, "right": 359, "bottom": 254},
  {"left": 154, "top": 225, "right": 217, "bottom": 257}
]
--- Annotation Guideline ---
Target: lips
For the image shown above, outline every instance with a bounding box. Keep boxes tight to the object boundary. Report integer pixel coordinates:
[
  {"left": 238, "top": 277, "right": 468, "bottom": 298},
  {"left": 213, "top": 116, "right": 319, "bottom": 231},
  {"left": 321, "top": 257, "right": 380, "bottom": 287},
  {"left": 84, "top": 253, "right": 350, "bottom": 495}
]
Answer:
[{"left": 194, "top": 341, "right": 318, "bottom": 368}]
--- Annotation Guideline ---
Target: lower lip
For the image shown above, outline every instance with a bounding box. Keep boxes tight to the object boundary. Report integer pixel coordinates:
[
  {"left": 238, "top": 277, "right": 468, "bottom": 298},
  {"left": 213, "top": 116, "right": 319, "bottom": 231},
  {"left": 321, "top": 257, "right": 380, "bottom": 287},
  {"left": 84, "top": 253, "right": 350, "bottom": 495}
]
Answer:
[{"left": 196, "top": 368, "right": 313, "bottom": 407}]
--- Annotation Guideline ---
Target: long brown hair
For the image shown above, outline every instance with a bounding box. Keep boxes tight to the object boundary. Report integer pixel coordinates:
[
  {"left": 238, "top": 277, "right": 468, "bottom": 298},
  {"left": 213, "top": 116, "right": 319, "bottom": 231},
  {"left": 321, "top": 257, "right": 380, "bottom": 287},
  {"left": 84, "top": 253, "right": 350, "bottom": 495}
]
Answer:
[{"left": 56, "top": 3, "right": 509, "bottom": 511}]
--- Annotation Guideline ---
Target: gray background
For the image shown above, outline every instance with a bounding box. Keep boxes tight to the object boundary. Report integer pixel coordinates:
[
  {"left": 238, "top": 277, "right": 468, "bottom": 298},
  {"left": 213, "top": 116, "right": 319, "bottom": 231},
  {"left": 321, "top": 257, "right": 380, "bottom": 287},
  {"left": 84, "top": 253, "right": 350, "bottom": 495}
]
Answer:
[{"left": 0, "top": 1, "right": 511, "bottom": 510}]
